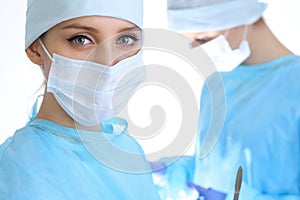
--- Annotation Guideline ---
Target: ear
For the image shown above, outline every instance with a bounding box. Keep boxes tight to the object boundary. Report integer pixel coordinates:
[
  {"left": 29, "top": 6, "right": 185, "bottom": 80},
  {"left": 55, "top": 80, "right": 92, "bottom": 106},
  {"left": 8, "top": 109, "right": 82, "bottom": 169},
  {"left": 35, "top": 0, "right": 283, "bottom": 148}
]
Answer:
[{"left": 26, "top": 40, "right": 43, "bottom": 66}]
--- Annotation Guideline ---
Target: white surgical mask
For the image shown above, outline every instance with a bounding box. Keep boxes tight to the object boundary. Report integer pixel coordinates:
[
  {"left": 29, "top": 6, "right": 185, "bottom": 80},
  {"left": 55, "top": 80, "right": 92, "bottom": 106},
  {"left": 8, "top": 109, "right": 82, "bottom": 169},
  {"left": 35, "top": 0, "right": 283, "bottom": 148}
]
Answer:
[
  {"left": 39, "top": 39, "right": 145, "bottom": 127},
  {"left": 196, "top": 28, "right": 251, "bottom": 72}
]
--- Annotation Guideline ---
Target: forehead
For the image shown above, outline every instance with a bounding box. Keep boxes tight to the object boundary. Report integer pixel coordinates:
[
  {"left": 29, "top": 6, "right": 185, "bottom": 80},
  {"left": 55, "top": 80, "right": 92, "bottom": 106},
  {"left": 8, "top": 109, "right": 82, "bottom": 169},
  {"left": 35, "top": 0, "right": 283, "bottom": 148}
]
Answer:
[
  {"left": 167, "top": 0, "right": 229, "bottom": 9},
  {"left": 182, "top": 30, "right": 224, "bottom": 39},
  {"left": 56, "top": 16, "right": 139, "bottom": 32}
]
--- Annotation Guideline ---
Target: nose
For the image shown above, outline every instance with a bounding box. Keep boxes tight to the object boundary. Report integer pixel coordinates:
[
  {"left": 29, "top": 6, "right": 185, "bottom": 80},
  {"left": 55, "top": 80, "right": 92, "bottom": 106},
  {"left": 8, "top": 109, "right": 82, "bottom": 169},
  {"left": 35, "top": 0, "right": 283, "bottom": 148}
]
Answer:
[
  {"left": 91, "top": 42, "right": 117, "bottom": 66},
  {"left": 88, "top": 38, "right": 140, "bottom": 66}
]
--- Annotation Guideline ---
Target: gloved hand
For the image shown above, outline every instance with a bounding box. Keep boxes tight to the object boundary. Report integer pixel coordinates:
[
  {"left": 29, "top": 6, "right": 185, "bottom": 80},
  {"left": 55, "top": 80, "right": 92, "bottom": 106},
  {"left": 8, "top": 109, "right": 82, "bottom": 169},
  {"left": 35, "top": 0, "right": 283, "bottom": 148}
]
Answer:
[
  {"left": 149, "top": 156, "right": 199, "bottom": 200},
  {"left": 187, "top": 182, "right": 227, "bottom": 200}
]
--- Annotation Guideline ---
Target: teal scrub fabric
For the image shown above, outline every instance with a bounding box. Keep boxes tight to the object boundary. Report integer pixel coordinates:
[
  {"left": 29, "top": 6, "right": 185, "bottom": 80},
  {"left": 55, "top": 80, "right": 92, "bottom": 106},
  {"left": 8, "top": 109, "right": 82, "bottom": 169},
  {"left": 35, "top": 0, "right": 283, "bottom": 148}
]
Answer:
[
  {"left": 0, "top": 119, "right": 160, "bottom": 200},
  {"left": 195, "top": 54, "right": 300, "bottom": 199},
  {"left": 157, "top": 55, "right": 300, "bottom": 199}
]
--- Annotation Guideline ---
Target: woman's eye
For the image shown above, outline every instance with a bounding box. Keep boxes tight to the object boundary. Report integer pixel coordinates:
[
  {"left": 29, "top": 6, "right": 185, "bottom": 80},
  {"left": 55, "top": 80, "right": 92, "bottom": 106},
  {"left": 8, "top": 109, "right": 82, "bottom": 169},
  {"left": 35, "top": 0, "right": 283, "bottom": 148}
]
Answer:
[
  {"left": 116, "top": 35, "right": 137, "bottom": 46},
  {"left": 195, "top": 38, "right": 210, "bottom": 45},
  {"left": 67, "top": 35, "right": 92, "bottom": 45}
]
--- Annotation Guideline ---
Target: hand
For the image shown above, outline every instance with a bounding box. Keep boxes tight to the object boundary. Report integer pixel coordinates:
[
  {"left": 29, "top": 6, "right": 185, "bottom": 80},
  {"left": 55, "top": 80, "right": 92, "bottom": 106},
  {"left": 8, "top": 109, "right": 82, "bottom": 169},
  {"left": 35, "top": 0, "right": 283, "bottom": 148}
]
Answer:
[
  {"left": 187, "top": 182, "right": 227, "bottom": 200},
  {"left": 150, "top": 161, "right": 198, "bottom": 200}
]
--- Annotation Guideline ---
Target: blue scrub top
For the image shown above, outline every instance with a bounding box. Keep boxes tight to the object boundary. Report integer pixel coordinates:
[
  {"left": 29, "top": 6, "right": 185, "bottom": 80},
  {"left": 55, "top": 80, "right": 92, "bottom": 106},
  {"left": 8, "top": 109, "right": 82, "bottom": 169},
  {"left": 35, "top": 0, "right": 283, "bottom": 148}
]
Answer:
[
  {"left": 0, "top": 119, "right": 160, "bottom": 199},
  {"left": 194, "top": 54, "right": 300, "bottom": 199}
]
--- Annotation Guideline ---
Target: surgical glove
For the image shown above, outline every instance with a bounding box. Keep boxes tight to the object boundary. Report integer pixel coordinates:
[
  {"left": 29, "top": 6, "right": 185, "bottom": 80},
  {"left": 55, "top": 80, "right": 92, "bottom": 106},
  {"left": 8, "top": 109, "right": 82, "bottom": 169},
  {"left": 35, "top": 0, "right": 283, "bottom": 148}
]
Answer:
[
  {"left": 187, "top": 182, "right": 227, "bottom": 200},
  {"left": 150, "top": 156, "right": 198, "bottom": 200}
]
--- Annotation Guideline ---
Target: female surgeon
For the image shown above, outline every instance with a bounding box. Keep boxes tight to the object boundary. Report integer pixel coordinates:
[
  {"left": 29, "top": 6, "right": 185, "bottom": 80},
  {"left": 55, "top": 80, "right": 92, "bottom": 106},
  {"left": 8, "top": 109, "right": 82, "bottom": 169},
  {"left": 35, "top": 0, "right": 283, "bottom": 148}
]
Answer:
[
  {"left": 153, "top": 0, "right": 300, "bottom": 199},
  {"left": 0, "top": 0, "right": 160, "bottom": 199}
]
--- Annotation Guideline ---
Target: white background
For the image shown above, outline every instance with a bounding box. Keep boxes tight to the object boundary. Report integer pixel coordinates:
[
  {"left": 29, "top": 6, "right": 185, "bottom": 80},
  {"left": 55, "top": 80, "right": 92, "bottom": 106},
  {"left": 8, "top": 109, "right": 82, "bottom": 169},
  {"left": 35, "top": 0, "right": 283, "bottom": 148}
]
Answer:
[{"left": 1, "top": 0, "right": 300, "bottom": 156}]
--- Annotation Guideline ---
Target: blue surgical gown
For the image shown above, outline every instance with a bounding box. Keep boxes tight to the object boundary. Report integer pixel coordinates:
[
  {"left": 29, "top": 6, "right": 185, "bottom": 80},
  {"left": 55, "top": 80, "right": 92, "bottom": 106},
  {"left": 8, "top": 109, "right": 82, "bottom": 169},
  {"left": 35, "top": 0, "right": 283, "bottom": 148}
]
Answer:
[
  {"left": 195, "top": 54, "right": 300, "bottom": 199},
  {"left": 0, "top": 119, "right": 160, "bottom": 199}
]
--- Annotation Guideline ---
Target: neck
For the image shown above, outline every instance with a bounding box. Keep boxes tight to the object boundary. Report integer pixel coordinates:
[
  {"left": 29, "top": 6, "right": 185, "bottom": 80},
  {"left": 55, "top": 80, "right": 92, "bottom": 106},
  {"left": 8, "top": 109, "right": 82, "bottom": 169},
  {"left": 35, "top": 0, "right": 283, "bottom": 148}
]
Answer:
[
  {"left": 35, "top": 92, "right": 100, "bottom": 132},
  {"left": 227, "top": 19, "right": 292, "bottom": 66},
  {"left": 243, "top": 19, "right": 292, "bottom": 65}
]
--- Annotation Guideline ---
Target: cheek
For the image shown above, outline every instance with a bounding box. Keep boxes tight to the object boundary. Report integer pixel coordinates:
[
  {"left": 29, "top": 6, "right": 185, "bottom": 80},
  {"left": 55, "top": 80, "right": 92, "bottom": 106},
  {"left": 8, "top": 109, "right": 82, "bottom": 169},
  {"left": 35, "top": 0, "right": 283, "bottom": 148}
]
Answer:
[{"left": 227, "top": 36, "right": 242, "bottom": 49}]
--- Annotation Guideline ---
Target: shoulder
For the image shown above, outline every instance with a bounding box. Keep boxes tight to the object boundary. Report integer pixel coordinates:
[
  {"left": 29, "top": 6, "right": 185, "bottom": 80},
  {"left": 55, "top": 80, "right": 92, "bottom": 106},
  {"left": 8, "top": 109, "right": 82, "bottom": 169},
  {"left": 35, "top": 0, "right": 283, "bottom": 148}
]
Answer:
[
  {"left": 0, "top": 125, "right": 46, "bottom": 157},
  {"left": 268, "top": 54, "right": 300, "bottom": 74},
  {"left": 279, "top": 54, "right": 300, "bottom": 70},
  {"left": 0, "top": 126, "right": 37, "bottom": 159},
  {"left": 0, "top": 125, "right": 67, "bottom": 198},
  {"left": 0, "top": 124, "right": 64, "bottom": 170},
  {"left": 277, "top": 55, "right": 300, "bottom": 88}
]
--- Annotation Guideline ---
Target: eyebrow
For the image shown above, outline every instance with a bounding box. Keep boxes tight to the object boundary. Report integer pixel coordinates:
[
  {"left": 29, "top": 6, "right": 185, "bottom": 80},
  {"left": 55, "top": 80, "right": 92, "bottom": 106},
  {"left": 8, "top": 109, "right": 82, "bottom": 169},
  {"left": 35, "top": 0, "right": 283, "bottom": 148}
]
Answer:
[
  {"left": 61, "top": 23, "right": 140, "bottom": 34},
  {"left": 61, "top": 24, "right": 100, "bottom": 33},
  {"left": 118, "top": 27, "right": 141, "bottom": 33}
]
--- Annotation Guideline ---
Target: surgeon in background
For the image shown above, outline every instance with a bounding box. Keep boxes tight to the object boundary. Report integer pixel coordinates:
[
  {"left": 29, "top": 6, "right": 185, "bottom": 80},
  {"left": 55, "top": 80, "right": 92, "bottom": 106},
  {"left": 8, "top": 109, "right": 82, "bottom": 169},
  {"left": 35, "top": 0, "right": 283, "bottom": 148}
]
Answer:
[
  {"left": 0, "top": 0, "right": 160, "bottom": 199},
  {"left": 152, "top": 0, "right": 300, "bottom": 199}
]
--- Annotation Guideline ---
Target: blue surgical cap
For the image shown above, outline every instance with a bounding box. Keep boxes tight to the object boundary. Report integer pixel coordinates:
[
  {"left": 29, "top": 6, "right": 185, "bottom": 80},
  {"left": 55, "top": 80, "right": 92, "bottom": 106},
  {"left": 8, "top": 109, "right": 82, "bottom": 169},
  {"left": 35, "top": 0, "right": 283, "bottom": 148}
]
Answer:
[
  {"left": 25, "top": 0, "right": 143, "bottom": 49},
  {"left": 167, "top": 0, "right": 267, "bottom": 32}
]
